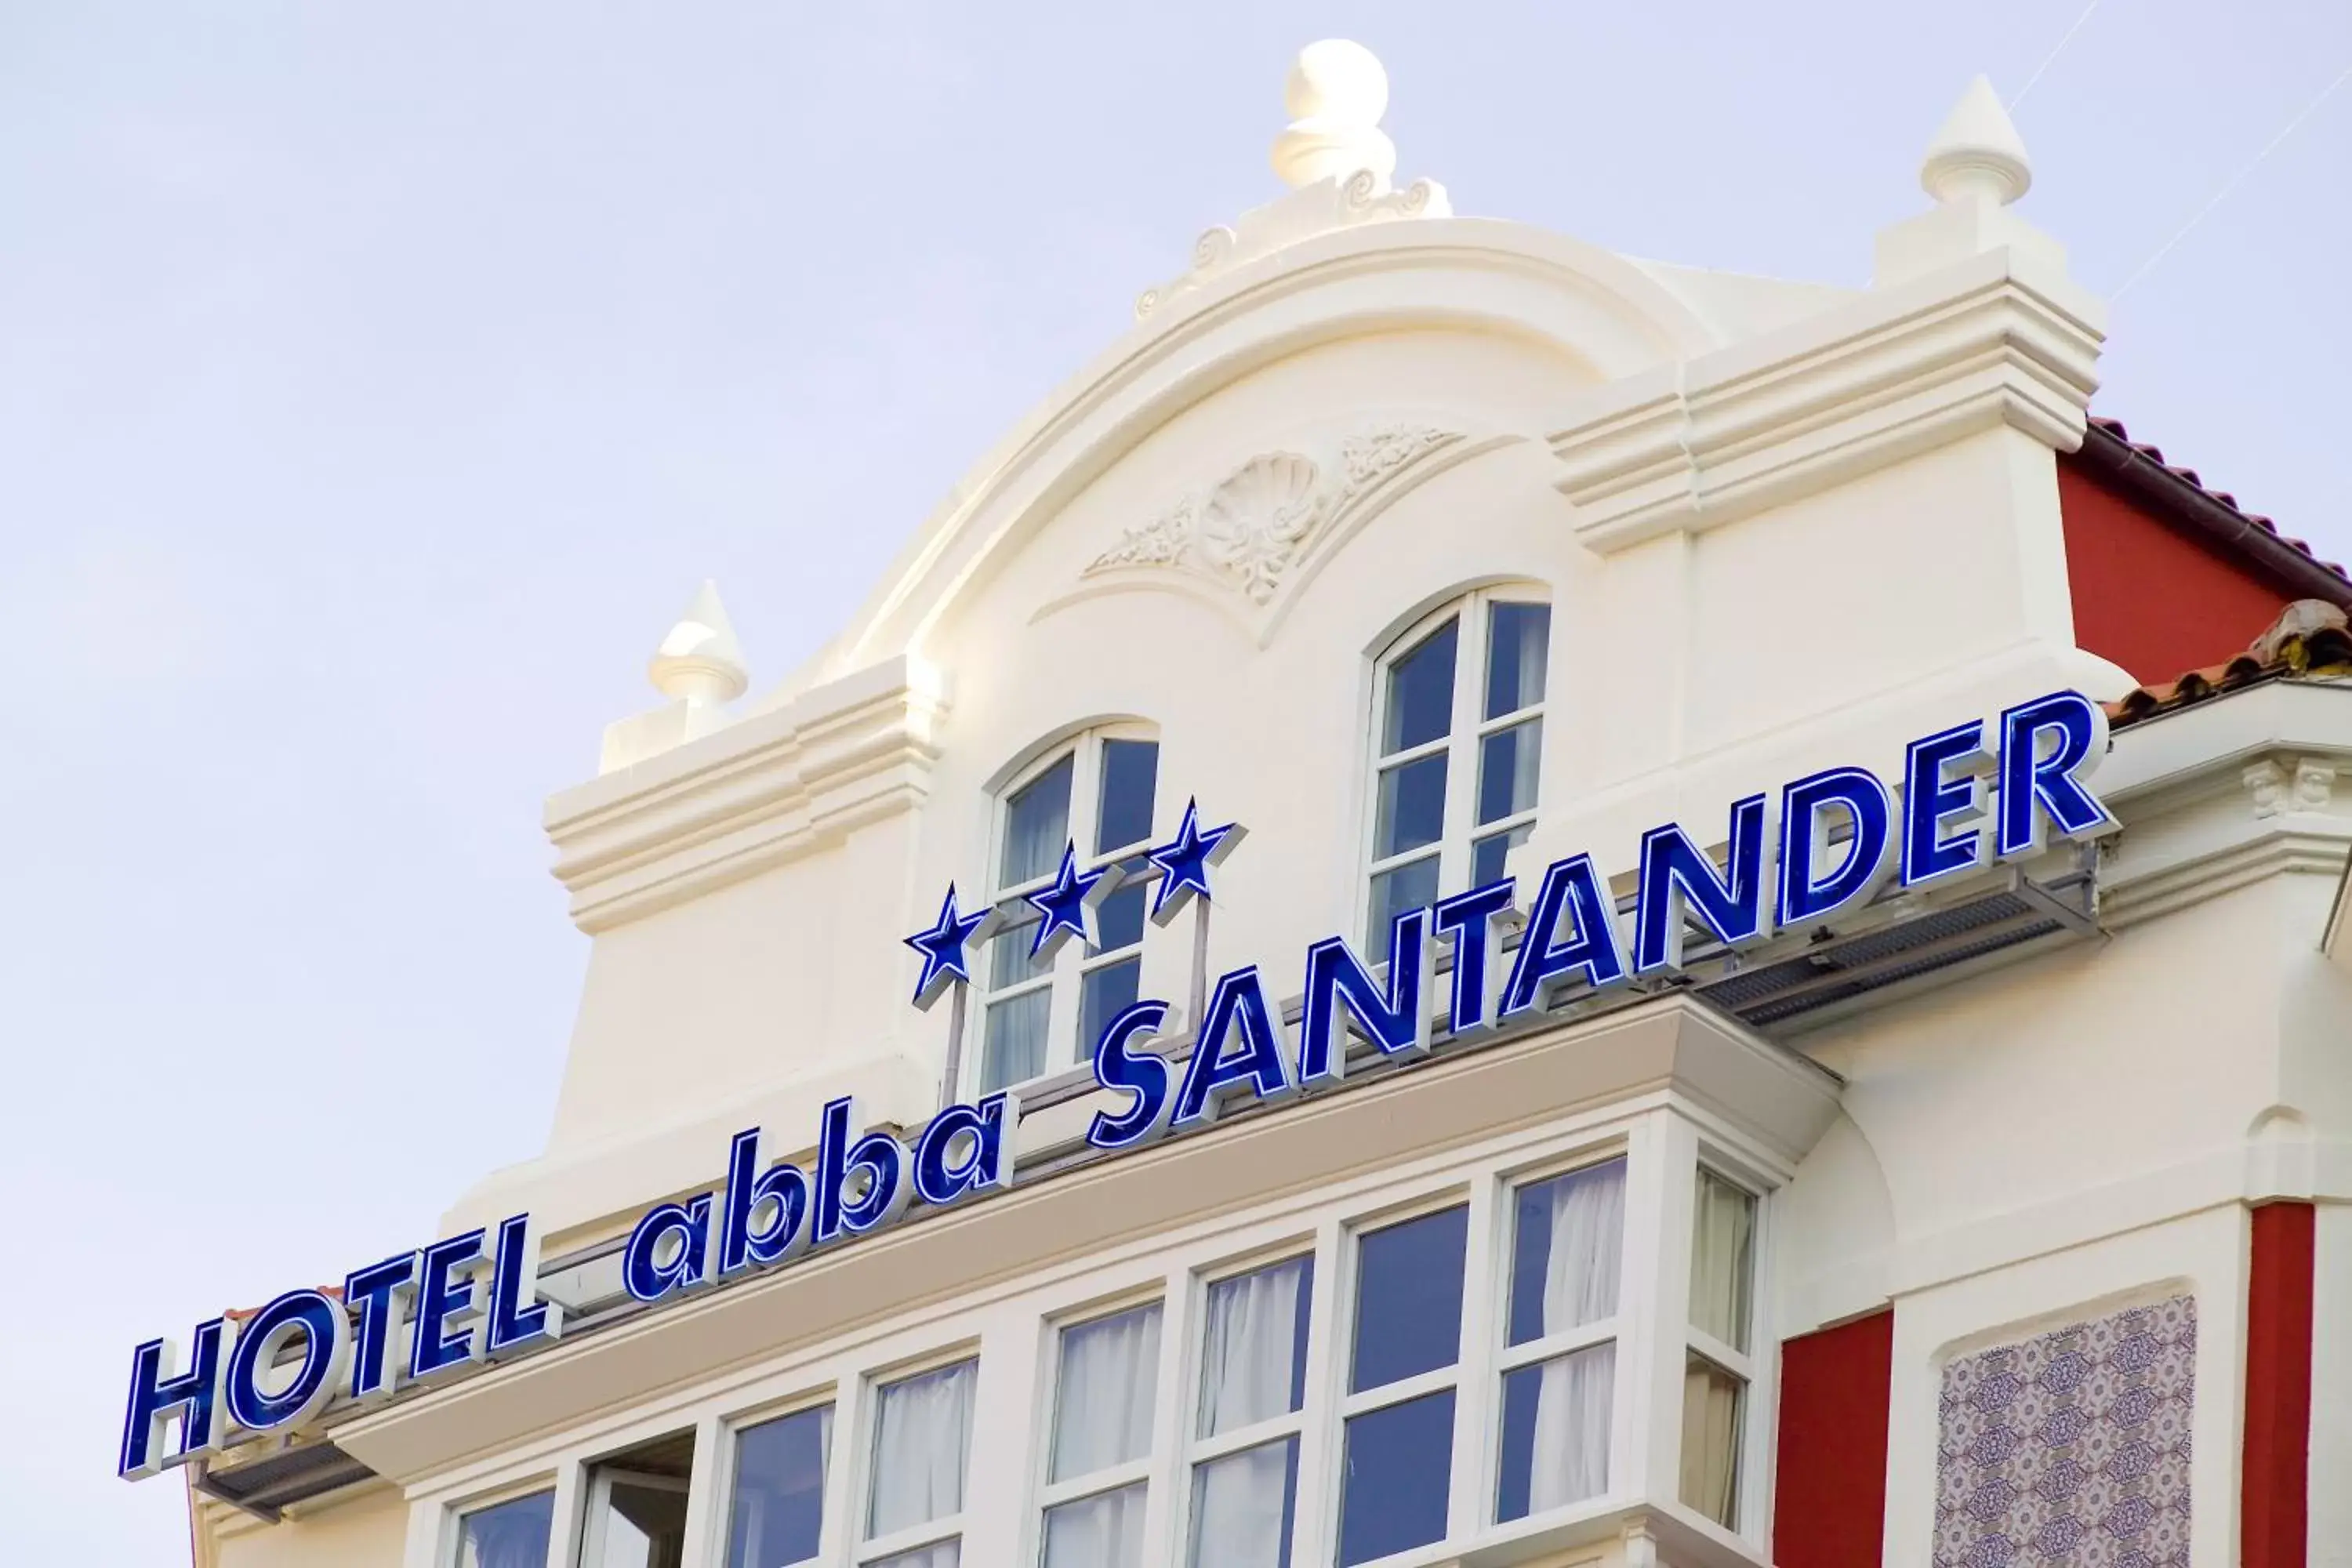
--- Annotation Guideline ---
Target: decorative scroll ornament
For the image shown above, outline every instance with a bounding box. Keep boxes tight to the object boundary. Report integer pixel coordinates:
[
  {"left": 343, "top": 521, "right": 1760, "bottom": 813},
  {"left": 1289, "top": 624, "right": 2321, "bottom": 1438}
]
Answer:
[
  {"left": 1083, "top": 425, "right": 1463, "bottom": 606},
  {"left": 1135, "top": 42, "right": 1447, "bottom": 321}
]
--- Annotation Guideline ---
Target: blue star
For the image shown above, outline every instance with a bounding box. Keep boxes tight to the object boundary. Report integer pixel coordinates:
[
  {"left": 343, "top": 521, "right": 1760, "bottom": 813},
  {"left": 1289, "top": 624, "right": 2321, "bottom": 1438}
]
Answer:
[
  {"left": 1025, "top": 841, "right": 1107, "bottom": 961},
  {"left": 1145, "top": 797, "right": 1247, "bottom": 925},
  {"left": 903, "top": 885, "right": 996, "bottom": 1009}
]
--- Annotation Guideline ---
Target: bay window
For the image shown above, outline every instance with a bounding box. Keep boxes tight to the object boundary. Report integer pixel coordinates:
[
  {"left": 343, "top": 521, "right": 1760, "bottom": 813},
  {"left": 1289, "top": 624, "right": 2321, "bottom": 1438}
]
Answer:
[
  {"left": 979, "top": 732, "right": 1161, "bottom": 1093},
  {"left": 447, "top": 1112, "right": 1780, "bottom": 1568},
  {"left": 1367, "top": 594, "right": 1551, "bottom": 942}
]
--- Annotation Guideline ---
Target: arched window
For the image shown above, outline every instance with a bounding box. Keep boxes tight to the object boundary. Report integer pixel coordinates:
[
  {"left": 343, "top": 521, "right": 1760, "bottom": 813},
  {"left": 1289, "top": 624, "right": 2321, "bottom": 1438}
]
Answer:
[
  {"left": 1365, "top": 592, "right": 1552, "bottom": 942},
  {"left": 976, "top": 728, "right": 1162, "bottom": 1094}
]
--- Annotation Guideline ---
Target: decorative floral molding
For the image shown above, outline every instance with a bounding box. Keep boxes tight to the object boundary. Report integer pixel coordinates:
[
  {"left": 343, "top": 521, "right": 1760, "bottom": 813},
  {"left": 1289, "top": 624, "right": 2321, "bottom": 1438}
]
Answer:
[{"left": 1084, "top": 424, "right": 1462, "bottom": 607}]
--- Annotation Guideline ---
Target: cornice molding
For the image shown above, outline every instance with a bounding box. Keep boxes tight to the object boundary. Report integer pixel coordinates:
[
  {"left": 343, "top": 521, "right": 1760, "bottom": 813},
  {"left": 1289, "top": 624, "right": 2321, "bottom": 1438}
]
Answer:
[
  {"left": 546, "top": 655, "right": 948, "bottom": 935},
  {"left": 1548, "top": 248, "right": 2104, "bottom": 554}
]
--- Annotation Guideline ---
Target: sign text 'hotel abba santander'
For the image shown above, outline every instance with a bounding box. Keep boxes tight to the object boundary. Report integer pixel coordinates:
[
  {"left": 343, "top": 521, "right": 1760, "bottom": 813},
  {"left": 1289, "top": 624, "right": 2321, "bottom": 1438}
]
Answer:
[{"left": 118, "top": 690, "right": 2114, "bottom": 1480}]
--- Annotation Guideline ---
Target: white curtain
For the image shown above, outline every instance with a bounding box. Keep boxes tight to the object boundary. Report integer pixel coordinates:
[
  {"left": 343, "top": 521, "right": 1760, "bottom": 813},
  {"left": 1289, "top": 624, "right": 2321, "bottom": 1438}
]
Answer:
[
  {"left": 1052, "top": 1306, "right": 1162, "bottom": 1483},
  {"left": 1196, "top": 1259, "right": 1306, "bottom": 1438},
  {"left": 1680, "top": 1359, "right": 1743, "bottom": 1526},
  {"left": 1044, "top": 1482, "right": 1147, "bottom": 1568},
  {"left": 982, "top": 989, "right": 1050, "bottom": 1092},
  {"left": 1529, "top": 1343, "right": 1614, "bottom": 1510},
  {"left": 869, "top": 1544, "right": 960, "bottom": 1568},
  {"left": 1189, "top": 1439, "right": 1292, "bottom": 1568},
  {"left": 1539, "top": 1160, "right": 1624, "bottom": 1334},
  {"left": 1689, "top": 1172, "right": 1755, "bottom": 1352},
  {"left": 868, "top": 1362, "right": 976, "bottom": 1540}
]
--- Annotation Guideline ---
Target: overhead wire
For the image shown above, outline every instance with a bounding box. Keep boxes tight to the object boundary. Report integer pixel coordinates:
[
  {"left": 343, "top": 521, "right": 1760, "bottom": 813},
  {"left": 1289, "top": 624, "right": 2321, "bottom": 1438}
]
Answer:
[
  {"left": 2112, "top": 62, "right": 2352, "bottom": 299},
  {"left": 2009, "top": 0, "right": 2107, "bottom": 110}
]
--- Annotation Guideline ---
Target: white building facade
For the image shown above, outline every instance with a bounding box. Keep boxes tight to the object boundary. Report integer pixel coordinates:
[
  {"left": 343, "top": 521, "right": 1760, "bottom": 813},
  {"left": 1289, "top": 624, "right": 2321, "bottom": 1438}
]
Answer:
[{"left": 135, "top": 42, "right": 2350, "bottom": 1568}]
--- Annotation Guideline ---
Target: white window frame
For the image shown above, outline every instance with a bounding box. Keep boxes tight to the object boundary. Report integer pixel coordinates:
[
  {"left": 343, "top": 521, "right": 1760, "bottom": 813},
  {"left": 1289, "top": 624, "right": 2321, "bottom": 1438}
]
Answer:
[
  {"left": 1363, "top": 590, "right": 1552, "bottom": 941},
  {"left": 854, "top": 1350, "right": 982, "bottom": 1566},
  {"left": 710, "top": 1391, "right": 839, "bottom": 1568},
  {"left": 1483, "top": 1149, "right": 1632, "bottom": 1526},
  {"left": 1680, "top": 1160, "right": 1765, "bottom": 1537},
  {"left": 1322, "top": 1187, "right": 1483, "bottom": 1564},
  {"left": 975, "top": 725, "right": 1163, "bottom": 1096},
  {"left": 577, "top": 1463, "right": 690, "bottom": 1568},
  {"left": 1174, "top": 1242, "right": 1328, "bottom": 1568},
  {"left": 1033, "top": 1290, "right": 1171, "bottom": 1563}
]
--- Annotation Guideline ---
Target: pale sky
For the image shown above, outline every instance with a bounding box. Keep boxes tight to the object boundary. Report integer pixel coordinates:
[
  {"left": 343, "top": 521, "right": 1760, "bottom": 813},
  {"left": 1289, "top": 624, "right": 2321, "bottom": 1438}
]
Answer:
[{"left": 3, "top": 2, "right": 2346, "bottom": 1561}]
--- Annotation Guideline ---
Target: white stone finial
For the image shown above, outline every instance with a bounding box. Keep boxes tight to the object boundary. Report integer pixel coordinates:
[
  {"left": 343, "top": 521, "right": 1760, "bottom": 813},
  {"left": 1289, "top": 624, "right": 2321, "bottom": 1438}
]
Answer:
[
  {"left": 1271, "top": 39, "right": 1396, "bottom": 189},
  {"left": 648, "top": 579, "right": 748, "bottom": 704},
  {"left": 1921, "top": 75, "right": 2031, "bottom": 207}
]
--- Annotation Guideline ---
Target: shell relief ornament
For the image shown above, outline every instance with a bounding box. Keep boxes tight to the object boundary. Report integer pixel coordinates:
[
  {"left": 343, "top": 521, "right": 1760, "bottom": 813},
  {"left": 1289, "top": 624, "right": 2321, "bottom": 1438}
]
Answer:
[{"left": 1080, "top": 424, "right": 1474, "bottom": 612}]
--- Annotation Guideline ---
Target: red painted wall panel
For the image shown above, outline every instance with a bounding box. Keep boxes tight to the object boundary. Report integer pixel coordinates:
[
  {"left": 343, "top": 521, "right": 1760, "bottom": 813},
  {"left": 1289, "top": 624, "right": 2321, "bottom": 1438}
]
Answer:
[
  {"left": 2057, "top": 459, "right": 2293, "bottom": 687},
  {"left": 1773, "top": 1307, "right": 1893, "bottom": 1567},
  {"left": 2243, "top": 1201, "right": 2315, "bottom": 1568}
]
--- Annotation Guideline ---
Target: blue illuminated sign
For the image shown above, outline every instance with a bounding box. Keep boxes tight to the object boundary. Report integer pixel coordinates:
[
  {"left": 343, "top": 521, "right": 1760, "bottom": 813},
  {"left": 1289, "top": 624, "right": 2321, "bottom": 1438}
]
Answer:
[{"left": 116, "top": 689, "right": 2113, "bottom": 1481}]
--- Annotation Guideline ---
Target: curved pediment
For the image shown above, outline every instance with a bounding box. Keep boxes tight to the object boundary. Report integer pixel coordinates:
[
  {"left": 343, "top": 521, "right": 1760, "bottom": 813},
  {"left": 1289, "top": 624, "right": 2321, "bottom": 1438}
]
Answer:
[{"left": 760, "top": 216, "right": 1729, "bottom": 710}]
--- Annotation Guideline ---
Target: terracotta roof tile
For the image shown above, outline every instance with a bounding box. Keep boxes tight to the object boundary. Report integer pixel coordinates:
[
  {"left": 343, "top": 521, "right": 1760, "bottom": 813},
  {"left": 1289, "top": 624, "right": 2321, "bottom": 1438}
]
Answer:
[{"left": 2109, "top": 600, "right": 2352, "bottom": 726}]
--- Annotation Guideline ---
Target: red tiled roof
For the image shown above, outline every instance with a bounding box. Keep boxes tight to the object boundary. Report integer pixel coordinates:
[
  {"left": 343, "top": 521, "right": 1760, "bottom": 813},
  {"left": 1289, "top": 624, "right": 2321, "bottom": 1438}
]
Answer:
[
  {"left": 2109, "top": 601, "right": 2352, "bottom": 727},
  {"left": 2082, "top": 416, "right": 2350, "bottom": 589}
]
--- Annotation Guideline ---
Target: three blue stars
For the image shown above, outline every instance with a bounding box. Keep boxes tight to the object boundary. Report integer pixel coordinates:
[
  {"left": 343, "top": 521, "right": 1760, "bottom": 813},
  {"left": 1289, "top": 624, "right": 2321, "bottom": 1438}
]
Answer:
[
  {"left": 903, "top": 796, "right": 1246, "bottom": 1007},
  {"left": 902, "top": 886, "right": 996, "bottom": 1009},
  {"left": 1146, "top": 797, "right": 1245, "bottom": 925}
]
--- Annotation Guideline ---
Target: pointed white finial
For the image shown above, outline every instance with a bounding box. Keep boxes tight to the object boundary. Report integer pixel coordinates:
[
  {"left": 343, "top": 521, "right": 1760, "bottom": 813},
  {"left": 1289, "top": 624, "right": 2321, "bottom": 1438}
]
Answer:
[
  {"left": 1921, "top": 75, "right": 2031, "bottom": 207},
  {"left": 1271, "top": 40, "right": 1396, "bottom": 189},
  {"left": 648, "top": 580, "right": 748, "bottom": 704}
]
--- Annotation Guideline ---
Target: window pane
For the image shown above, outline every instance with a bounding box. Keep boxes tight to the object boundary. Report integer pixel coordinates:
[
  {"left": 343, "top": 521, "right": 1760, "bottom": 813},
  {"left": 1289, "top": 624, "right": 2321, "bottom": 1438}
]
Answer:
[
  {"left": 1496, "top": 1344, "right": 1613, "bottom": 1521},
  {"left": 1690, "top": 1171, "right": 1756, "bottom": 1353},
  {"left": 1382, "top": 619, "right": 1459, "bottom": 754},
  {"left": 1097, "top": 740, "right": 1160, "bottom": 854},
  {"left": 869, "top": 1545, "right": 960, "bottom": 1568},
  {"left": 1366, "top": 855, "right": 1439, "bottom": 948},
  {"left": 867, "top": 1360, "right": 976, "bottom": 1539},
  {"left": 982, "top": 990, "right": 1051, "bottom": 1092},
  {"left": 1189, "top": 1436, "right": 1297, "bottom": 1568},
  {"left": 1045, "top": 1483, "right": 1147, "bottom": 1568},
  {"left": 1475, "top": 718, "right": 1541, "bottom": 826},
  {"left": 989, "top": 922, "right": 1052, "bottom": 988},
  {"left": 1337, "top": 1390, "right": 1455, "bottom": 1565},
  {"left": 1680, "top": 1355, "right": 1744, "bottom": 1529},
  {"left": 587, "top": 1479, "right": 688, "bottom": 1568},
  {"left": 1350, "top": 1206, "right": 1468, "bottom": 1392},
  {"left": 1096, "top": 881, "right": 1147, "bottom": 953},
  {"left": 1374, "top": 753, "right": 1448, "bottom": 859},
  {"left": 728, "top": 1406, "right": 830, "bottom": 1568},
  {"left": 458, "top": 1492, "right": 554, "bottom": 1568},
  {"left": 1471, "top": 826, "right": 1529, "bottom": 888},
  {"left": 1051, "top": 1305, "right": 1162, "bottom": 1483},
  {"left": 1079, "top": 959, "right": 1142, "bottom": 1059},
  {"left": 1508, "top": 1160, "right": 1625, "bottom": 1345},
  {"left": 1002, "top": 754, "right": 1074, "bottom": 886},
  {"left": 1197, "top": 1257, "right": 1312, "bottom": 1438},
  {"left": 1484, "top": 603, "right": 1551, "bottom": 719}
]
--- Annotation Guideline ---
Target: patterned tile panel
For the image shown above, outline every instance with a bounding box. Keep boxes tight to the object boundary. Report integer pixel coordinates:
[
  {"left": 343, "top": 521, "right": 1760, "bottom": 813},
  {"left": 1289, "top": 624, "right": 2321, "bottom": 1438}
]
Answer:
[{"left": 1934, "top": 1294, "right": 2195, "bottom": 1566}]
